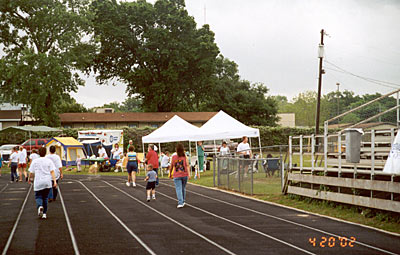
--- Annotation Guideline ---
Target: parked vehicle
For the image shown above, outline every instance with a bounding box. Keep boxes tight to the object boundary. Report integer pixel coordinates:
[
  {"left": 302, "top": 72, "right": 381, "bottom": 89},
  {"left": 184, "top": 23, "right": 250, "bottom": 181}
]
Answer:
[
  {"left": 21, "top": 138, "right": 49, "bottom": 155},
  {"left": 203, "top": 139, "right": 238, "bottom": 155},
  {"left": 0, "top": 144, "right": 19, "bottom": 162}
]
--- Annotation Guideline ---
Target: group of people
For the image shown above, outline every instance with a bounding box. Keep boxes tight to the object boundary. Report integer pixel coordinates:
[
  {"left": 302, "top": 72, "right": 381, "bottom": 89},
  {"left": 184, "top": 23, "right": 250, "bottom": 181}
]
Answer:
[
  {"left": 119, "top": 142, "right": 189, "bottom": 208},
  {"left": 3, "top": 145, "right": 63, "bottom": 219}
]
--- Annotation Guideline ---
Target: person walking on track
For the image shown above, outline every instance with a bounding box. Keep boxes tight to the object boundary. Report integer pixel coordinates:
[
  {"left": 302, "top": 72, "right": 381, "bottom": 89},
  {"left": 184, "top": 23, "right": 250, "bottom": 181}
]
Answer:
[
  {"left": 28, "top": 147, "right": 57, "bottom": 219},
  {"left": 145, "top": 144, "right": 159, "bottom": 185},
  {"left": 170, "top": 143, "right": 190, "bottom": 208},
  {"left": 126, "top": 145, "right": 139, "bottom": 187},
  {"left": 8, "top": 147, "right": 19, "bottom": 183},
  {"left": 46, "top": 145, "right": 63, "bottom": 202},
  {"left": 144, "top": 164, "right": 157, "bottom": 202},
  {"left": 18, "top": 146, "right": 28, "bottom": 182}
]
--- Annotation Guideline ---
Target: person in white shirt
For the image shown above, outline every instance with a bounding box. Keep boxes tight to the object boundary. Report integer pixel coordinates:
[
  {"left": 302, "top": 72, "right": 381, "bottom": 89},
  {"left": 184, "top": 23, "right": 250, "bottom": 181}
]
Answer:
[
  {"left": 28, "top": 147, "right": 57, "bottom": 219},
  {"left": 8, "top": 147, "right": 19, "bottom": 182},
  {"left": 219, "top": 142, "right": 231, "bottom": 156},
  {"left": 18, "top": 146, "right": 28, "bottom": 182},
  {"left": 237, "top": 136, "right": 252, "bottom": 177},
  {"left": 161, "top": 151, "right": 170, "bottom": 174},
  {"left": 97, "top": 145, "right": 108, "bottom": 158},
  {"left": 45, "top": 146, "right": 63, "bottom": 202},
  {"left": 111, "top": 144, "right": 123, "bottom": 160},
  {"left": 29, "top": 149, "right": 40, "bottom": 163}
]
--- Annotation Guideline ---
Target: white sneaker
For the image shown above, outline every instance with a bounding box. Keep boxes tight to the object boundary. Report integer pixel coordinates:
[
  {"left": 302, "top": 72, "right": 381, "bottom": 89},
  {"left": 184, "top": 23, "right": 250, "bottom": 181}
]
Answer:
[
  {"left": 147, "top": 197, "right": 150, "bottom": 202},
  {"left": 42, "top": 214, "right": 47, "bottom": 219},
  {"left": 126, "top": 182, "right": 130, "bottom": 187},
  {"left": 244, "top": 174, "right": 248, "bottom": 178},
  {"left": 182, "top": 202, "right": 186, "bottom": 207},
  {"left": 131, "top": 182, "right": 136, "bottom": 187},
  {"left": 177, "top": 204, "right": 184, "bottom": 208},
  {"left": 152, "top": 195, "right": 156, "bottom": 200},
  {"left": 38, "top": 206, "right": 44, "bottom": 217}
]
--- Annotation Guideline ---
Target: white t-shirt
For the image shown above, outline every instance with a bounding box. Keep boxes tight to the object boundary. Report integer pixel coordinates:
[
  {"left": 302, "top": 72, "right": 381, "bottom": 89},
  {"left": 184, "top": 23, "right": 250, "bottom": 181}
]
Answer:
[
  {"left": 18, "top": 149, "right": 27, "bottom": 164},
  {"left": 45, "top": 154, "right": 62, "bottom": 180},
  {"left": 29, "top": 157, "right": 56, "bottom": 191},
  {"left": 161, "top": 155, "right": 170, "bottom": 168},
  {"left": 237, "top": 142, "right": 251, "bottom": 155},
  {"left": 29, "top": 153, "right": 40, "bottom": 162},
  {"left": 220, "top": 147, "right": 230, "bottom": 156},
  {"left": 98, "top": 148, "right": 108, "bottom": 158},
  {"left": 10, "top": 152, "right": 19, "bottom": 163},
  {"left": 111, "top": 148, "right": 122, "bottom": 159}
]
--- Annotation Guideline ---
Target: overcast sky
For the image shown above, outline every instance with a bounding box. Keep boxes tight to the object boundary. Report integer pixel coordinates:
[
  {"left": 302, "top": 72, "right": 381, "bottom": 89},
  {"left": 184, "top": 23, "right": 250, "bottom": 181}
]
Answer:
[{"left": 72, "top": 0, "right": 400, "bottom": 107}]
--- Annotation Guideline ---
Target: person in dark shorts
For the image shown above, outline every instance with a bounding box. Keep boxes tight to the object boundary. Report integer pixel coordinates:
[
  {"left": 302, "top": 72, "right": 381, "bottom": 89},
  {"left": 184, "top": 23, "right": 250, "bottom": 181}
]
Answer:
[
  {"left": 144, "top": 164, "right": 157, "bottom": 202},
  {"left": 237, "top": 136, "right": 252, "bottom": 178},
  {"left": 126, "top": 146, "right": 139, "bottom": 187}
]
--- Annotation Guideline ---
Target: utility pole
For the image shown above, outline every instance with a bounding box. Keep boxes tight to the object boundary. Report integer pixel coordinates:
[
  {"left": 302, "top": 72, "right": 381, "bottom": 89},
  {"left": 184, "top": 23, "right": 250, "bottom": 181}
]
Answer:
[
  {"left": 336, "top": 82, "right": 340, "bottom": 123},
  {"left": 315, "top": 29, "right": 325, "bottom": 135}
]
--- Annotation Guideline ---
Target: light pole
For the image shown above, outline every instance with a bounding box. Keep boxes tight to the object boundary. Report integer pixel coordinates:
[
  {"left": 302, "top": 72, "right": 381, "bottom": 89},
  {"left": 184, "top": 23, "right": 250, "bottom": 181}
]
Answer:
[{"left": 336, "top": 82, "right": 340, "bottom": 123}]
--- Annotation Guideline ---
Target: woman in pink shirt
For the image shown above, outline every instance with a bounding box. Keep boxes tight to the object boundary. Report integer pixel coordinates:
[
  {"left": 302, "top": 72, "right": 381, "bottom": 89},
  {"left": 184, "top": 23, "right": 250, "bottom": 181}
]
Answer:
[{"left": 169, "top": 143, "right": 190, "bottom": 208}]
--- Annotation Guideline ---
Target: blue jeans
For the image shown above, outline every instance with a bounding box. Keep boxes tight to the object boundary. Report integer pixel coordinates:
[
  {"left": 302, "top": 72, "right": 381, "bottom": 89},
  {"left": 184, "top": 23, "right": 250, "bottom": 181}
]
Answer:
[
  {"left": 35, "top": 188, "right": 51, "bottom": 213},
  {"left": 173, "top": 176, "right": 188, "bottom": 205},
  {"left": 10, "top": 163, "right": 18, "bottom": 181},
  {"left": 48, "top": 179, "right": 59, "bottom": 200}
]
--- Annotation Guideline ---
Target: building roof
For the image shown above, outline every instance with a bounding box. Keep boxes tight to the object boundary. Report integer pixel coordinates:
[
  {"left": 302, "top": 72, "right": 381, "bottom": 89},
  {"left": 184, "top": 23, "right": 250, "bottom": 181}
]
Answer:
[
  {"left": 59, "top": 112, "right": 218, "bottom": 123},
  {"left": 0, "top": 110, "right": 21, "bottom": 121}
]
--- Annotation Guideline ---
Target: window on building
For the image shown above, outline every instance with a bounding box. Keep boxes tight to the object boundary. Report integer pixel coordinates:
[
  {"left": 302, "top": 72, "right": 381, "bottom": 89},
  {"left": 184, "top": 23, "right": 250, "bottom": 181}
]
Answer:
[
  {"left": 95, "top": 124, "right": 105, "bottom": 129},
  {"left": 151, "top": 124, "right": 158, "bottom": 128},
  {"left": 105, "top": 109, "right": 113, "bottom": 113},
  {"left": 128, "top": 123, "right": 138, "bottom": 128},
  {"left": 63, "top": 125, "right": 72, "bottom": 129}
]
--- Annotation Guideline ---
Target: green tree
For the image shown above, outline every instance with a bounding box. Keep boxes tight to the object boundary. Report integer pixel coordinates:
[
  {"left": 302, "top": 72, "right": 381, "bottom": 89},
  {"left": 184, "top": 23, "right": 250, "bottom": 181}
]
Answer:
[
  {"left": 58, "top": 95, "right": 89, "bottom": 113},
  {"left": 0, "top": 0, "right": 93, "bottom": 126},
  {"left": 200, "top": 56, "right": 278, "bottom": 126},
  {"left": 120, "top": 96, "right": 143, "bottom": 112},
  {"left": 90, "top": 0, "right": 220, "bottom": 111}
]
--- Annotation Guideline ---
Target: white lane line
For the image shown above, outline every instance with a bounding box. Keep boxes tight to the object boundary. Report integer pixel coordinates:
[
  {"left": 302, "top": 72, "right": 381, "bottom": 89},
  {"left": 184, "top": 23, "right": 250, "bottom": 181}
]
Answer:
[
  {"left": 77, "top": 181, "right": 156, "bottom": 255},
  {"left": 123, "top": 181, "right": 314, "bottom": 255},
  {"left": 161, "top": 182, "right": 397, "bottom": 255},
  {"left": 102, "top": 181, "right": 236, "bottom": 255},
  {"left": 0, "top": 183, "right": 9, "bottom": 193},
  {"left": 2, "top": 185, "right": 32, "bottom": 255},
  {"left": 58, "top": 187, "right": 80, "bottom": 255}
]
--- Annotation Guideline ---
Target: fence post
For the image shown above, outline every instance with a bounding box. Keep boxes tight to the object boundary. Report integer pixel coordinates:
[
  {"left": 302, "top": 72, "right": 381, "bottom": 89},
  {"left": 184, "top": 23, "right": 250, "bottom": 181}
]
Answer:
[
  {"left": 299, "top": 135, "right": 303, "bottom": 173},
  {"left": 324, "top": 121, "right": 328, "bottom": 174},
  {"left": 227, "top": 158, "right": 230, "bottom": 190},
  {"left": 213, "top": 155, "right": 216, "bottom": 187},
  {"left": 311, "top": 134, "right": 315, "bottom": 174},
  {"left": 251, "top": 159, "right": 254, "bottom": 195},
  {"left": 289, "top": 136, "right": 293, "bottom": 170},
  {"left": 238, "top": 158, "right": 241, "bottom": 193}
]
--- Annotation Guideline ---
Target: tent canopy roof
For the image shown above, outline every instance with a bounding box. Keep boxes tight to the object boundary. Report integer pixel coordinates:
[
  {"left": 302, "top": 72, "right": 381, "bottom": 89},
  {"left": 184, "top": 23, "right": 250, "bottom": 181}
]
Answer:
[
  {"left": 192, "top": 110, "right": 260, "bottom": 141},
  {"left": 142, "top": 115, "right": 200, "bottom": 143},
  {"left": 47, "top": 137, "right": 83, "bottom": 147},
  {"left": 0, "top": 125, "right": 61, "bottom": 133}
]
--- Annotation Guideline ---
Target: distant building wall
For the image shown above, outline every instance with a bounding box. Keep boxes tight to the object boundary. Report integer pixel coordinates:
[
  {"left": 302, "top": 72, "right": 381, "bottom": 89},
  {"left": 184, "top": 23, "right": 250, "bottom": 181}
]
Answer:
[{"left": 277, "top": 113, "right": 295, "bottom": 127}]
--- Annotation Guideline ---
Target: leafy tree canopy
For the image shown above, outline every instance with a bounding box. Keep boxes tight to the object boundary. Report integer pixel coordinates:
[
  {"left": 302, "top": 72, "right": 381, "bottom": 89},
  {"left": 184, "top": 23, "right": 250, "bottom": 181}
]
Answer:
[{"left": 0, "top": 0, "right": 93, "bottom": 126}]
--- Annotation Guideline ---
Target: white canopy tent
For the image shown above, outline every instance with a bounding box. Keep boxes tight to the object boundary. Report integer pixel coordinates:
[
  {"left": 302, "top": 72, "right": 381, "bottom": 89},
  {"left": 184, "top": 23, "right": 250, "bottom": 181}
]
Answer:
[
  {"left": 141, "top": 115, "right": 201, "bottom": 176},
  {"left": 142, "top": 115, "right": 200, "bottom": 143},
  {"left": 191, "top": 110, "right": 262, "bottom": 155}
]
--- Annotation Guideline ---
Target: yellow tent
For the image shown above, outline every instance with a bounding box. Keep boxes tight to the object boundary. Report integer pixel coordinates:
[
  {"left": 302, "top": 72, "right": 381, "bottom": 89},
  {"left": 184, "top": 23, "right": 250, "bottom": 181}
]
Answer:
[{"left": 46, "top": 137, "right": 86, "bottom": 166}]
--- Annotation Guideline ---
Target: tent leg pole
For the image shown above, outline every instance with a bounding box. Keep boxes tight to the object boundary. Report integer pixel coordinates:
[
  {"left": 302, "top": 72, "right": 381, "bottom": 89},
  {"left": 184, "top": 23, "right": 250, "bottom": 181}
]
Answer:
[
  {"left": 189, "top": 141, "right": 192, "bottom": 177},
  {"left": 196, "top": 144, "right": 199, "bottom": 179},
  {"left": 258, "top": 136, "right": 262, "bottom": 157},
  {"left": 142, "top": 142, "right": 145, "bottom": 175}
]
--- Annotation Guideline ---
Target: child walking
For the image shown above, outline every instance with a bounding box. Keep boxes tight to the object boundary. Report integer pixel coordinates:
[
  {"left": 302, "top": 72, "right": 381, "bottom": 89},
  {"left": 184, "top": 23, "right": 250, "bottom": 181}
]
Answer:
[{"left": 144, "top": 164, "right": 157, "bottom": 202}]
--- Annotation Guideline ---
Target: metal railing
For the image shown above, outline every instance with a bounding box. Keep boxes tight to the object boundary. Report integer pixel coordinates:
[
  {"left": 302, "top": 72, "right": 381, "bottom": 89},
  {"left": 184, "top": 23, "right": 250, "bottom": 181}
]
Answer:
[{"left": 213, "top": 154, "right": 287, "bottom": 195}]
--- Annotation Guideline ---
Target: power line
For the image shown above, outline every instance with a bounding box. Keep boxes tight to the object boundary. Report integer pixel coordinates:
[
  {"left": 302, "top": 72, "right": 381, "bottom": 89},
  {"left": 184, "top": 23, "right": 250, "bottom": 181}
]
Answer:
[{"left": 324, "top": 60, "right": 400, "bottom": 89}]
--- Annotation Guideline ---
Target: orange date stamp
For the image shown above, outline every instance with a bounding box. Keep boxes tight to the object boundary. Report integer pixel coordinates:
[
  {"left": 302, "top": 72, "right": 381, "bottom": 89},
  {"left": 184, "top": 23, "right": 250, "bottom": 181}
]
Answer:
[{"left": 309, "top": 236, "right": 356, "bottom": 248}]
